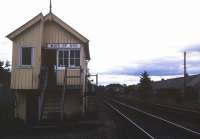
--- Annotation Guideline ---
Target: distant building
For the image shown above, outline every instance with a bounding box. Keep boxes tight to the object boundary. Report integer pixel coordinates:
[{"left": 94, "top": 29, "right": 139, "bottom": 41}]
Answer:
[
  {"left": 106, "top": 84, "right": 125, "bottom": 93},
  {"left": 152, "top": 74, "right": 200, "bottom": 102}
]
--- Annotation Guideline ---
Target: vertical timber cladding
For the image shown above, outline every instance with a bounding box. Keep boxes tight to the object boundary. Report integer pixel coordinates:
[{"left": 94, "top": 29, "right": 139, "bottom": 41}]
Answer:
[
  {"left": 43, "top": 21, "right": 85, "bottom": 86},
  {"left": 11, "top": 22, "right": 42, "bottom": 89}
]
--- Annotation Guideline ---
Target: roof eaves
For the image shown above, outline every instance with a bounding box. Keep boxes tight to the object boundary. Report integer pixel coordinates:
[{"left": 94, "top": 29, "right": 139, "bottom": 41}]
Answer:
[
  {"left": 6, "top": 13, "right": 43, "bottom": 40},
  {"left": 49, "top": 13, "right": 89, "bottom": 43},
  {"left": 85, "top": 42, "right": 90, "bottom": 60}
]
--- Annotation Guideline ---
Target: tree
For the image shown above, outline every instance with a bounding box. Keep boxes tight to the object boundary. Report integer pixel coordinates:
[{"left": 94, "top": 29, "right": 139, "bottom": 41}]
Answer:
[
  {"left": 4, "top": 61, "right": 11, "bottom": 72},
  {"left": 0, "top": 60, "right": 11, "bottom": 88},
  {"left": 138, "top": 71, "right": 152, "bottom": 98}
]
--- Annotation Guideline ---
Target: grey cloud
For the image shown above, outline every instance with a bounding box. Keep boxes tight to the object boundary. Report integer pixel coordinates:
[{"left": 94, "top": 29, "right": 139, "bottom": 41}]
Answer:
[
  {"left": 104, "top": 57, "right": 200, "bottom": 76},
  {"left": 183, "top": 44, "right": 200, "bottom": 53}
]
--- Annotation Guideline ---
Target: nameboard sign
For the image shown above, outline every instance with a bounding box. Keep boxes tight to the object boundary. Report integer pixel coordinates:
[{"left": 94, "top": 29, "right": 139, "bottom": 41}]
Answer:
[{"left": 47, "top": 43, "right": 80, "bottom": 49}]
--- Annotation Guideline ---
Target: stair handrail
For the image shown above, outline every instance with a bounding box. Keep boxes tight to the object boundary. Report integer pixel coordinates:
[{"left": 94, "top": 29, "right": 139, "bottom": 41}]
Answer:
[
  {"left": 38, "top": 66, "right": 48, "bottom": 121},
  {"left": 61, "top": 66, "right": 82, "bottom": 120},
  {"left": 61, "top": 66, "right": 67, "bottom": 120}
]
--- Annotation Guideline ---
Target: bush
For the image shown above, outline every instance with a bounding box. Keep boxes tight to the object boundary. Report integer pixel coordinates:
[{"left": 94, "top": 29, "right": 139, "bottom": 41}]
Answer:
[{"left": 0, "top": 87, "right": 15, "bottom": 127}]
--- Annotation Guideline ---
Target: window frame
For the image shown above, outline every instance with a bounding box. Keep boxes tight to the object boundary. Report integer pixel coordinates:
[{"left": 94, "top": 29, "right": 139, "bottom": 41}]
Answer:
[
  {"left": 19, "top": 47, "right": 34, "bottom": 67},
  {"left": 56, "top": 49, "right": 80, "bottom": 69}
]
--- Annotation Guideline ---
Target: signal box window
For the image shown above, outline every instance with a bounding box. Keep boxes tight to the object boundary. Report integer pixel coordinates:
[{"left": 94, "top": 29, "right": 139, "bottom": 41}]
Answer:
[
  {"left": 58, "top": 49, "right": 80, "bottom": 68},
  {"left": 21, "top": 47, "right": 33, "bottom": 66}
]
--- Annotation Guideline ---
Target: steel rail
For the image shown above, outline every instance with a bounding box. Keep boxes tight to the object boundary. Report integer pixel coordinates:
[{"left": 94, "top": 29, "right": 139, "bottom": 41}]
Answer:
[
  {"left": 154, "top": 103, "right": 200, "bottom": 115},
  {"left": 104, "top": 101, "right": 155, "bottom": 139},
  {"left": 109, "top": 98, "right": 200, "bottom": 136}
]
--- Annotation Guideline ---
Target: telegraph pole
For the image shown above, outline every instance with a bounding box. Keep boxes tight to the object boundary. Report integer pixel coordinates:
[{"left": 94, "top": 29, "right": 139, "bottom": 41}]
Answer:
[
  {"left": 96, "top": 74, "right": 98, "bottom": 86},
  {"left": 183, "top": 51, "right": 187, "bottom": 101}
]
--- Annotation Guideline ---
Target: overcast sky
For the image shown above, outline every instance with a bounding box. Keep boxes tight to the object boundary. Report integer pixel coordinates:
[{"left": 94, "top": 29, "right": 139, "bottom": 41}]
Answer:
[{"left": 1, "top": 0, "right": 200, "bottom": 85}]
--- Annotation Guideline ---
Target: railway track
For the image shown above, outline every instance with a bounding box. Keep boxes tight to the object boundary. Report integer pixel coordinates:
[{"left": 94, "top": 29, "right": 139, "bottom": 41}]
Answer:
[
  {"left": 104, "top": 98, "right": 200, "bottom": 138},
  {"left": 113, "top": 96, "right": 200, "bottom": 132},
  {"left": 101, "top": 100, "right": 152, "bottom": 138},
  {"left": 115, "top": 96, "right": 200, "bottom": 115},
  {"left": 153, "top": 103, "right": 200, "bottom": 115}
]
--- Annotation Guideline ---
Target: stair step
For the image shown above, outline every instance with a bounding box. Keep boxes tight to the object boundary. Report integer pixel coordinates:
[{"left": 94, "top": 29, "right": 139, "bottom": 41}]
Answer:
[
  {"left": 44, "top": 103, "right": 60, "bottom": 107},
  {"left": 42, "top": 111, "right": 61, "bottom": 120},
  {"left": 43, "top": 107, "right": 61, "bottom": 111},
  {"left": 44, "top": 101, "right": 60, "bottom": 105},
  {"left": 45, "top": 99, "right": 60, "bottom": 102},
  {"left": 43, "top": 110, "right": 61, "bottom": 114},
  {"left": 44, "top": 105, "right": 60, "bottom": 107},
  {"left": 45, "top": 99, "right": 61, "bottom": 102},
  {"left": 40, "top": 87, "right": 64, "bottom": 121},
  {"left": 44, "top": 100, "right": 61, "bottom": 104},
  {"left": 46, "top": 96, "right": 61, "bottom": 98},
  {"left": 45, "top": 100, "right": 60, "bottom": 102}
]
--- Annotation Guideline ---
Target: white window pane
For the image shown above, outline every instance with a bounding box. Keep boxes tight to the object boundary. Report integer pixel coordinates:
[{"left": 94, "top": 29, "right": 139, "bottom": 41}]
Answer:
[
  {"left": 70, "top": 58, "right": 74, "bottom": 66},
  {"left": 70, "top": 50, "right": 75, "bottom": 58},
  {"left": 64, "top": 51, "right": 69, "bottom": 58},
  {"left": 64, "top": 59, "right": 68, "bottom": 67},
  {"left": 75, "top": 59, "right": 80, "bottom": 66},
  {"left": 59, "top": 51, "right": 63, "bottom": 59},
  {"left": 59, "top": 59, "right": 63, "bottom": 67},
  {"left": 75, "top": 50, "right": 80, "bottom": 58}
]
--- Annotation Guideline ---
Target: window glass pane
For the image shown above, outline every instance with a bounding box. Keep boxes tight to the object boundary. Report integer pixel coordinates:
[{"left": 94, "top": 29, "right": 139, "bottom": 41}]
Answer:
[
  {"left": 64, "top": 59, "right": 68, "bottom": 67},
  {"left": 75, "top": 59, "right": 80, "bottom": 66},
  {"left": 22, "top": 48, "right": 32, "bottom": 65},
  {"left": 59, "top": 59, "right": 63, "bottom": 67},
  {"left": 75, "top": 50, "right": 80, "bottom": 58},
  {"left": 64, "top": 51, "right": 69, "bottom": 58},
  {"left": 59, "top": 51, "right": 63, "bottom": 59},
  {"left": 70, "top": 58, "right": 74, "bottom": 66},
  {"left": 70, "top": 50, "right": 75, "bottom": 58}
]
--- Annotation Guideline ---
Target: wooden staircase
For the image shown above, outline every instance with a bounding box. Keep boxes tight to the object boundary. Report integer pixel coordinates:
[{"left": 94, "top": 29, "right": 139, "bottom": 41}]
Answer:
[
  {"left": 38, "top": 66, "right": 63, "bottom": 123},
  {"left": 42, "top": 90, "right": 62, "bottom": 121},
  {"left": 39, "top": 67, "right": 82, "bottom": 124}
]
